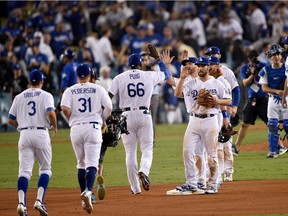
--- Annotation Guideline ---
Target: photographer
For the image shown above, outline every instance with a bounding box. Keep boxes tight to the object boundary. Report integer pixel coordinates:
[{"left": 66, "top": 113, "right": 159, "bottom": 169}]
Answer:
[{"left": 232, "top": 50, "right": 267, "bottom": 154}]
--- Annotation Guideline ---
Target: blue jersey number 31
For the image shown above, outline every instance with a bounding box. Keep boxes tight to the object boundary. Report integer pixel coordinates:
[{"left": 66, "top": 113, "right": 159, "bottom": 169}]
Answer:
[{"left": 78, "top": 97, "right": 92, "bottom": 112}]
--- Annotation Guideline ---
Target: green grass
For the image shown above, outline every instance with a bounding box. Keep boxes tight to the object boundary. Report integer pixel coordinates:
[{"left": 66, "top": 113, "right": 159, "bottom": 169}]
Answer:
[{"left": 0, "top": 120, "right": 287, "bottom": 189}]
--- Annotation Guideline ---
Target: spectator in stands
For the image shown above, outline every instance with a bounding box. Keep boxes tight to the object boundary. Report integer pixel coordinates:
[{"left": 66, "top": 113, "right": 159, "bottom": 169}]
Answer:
[
  {"left": 0, "top": 16, "right": 22, "bottom": 39},
  {"left": 246, "top": 2, "right": 267, "bottom": 42},
  {"left": 51, "top": 22, "right": 73, "bottom": 59},
  {"left": 182, "top": 9, "right": 206, "bottom": 48},
  {"left": 97, "top": 65, "right": 112, "bottom": 91},
  {"left": 172, "top": 37, "right": 197, "bottom": 59},
  {"left": 217, "top": 11, "right": 243, "bottom": 44},
  {"left": 34, "top": 31, "right": 55, "bottom": 65},
  {"left": 162, "top": 26, "right": 174, "bottom": 46},
  {"left": 146, "top": 23, "right": 163, "bottom": 47},
  {"left": 65, "top": 2, "right": 87, "bottom": 45},
  {"left": 26, "top": 42, "right": 49, "bottom": 73},
  {"left": 39, "top": 11, "right": 56, "bottom": 34},
  {"left": 97, "top": 27, "right": 114, "bottom": 67},
  {"left": 129, "top": 25, "right": 148, "bottom": 54},
  {"left": 121, "top": 23, "right": 136, "bottom": 46}
]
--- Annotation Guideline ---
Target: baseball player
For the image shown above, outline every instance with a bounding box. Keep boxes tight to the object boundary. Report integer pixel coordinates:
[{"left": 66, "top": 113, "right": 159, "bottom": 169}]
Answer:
[
  {"left": 282, "top": 36, "right": 288, "bottom": 106},
  {"left": 205, "top": 46, "right": 240, "bottom": 182},
  {"left": 61, "top": 64, "right": 112, "bottom": 213},
  {"left": 164, "top": 54, "right": 210, "bottom": 190},
  {"left": 8, "top": 69, "right": 57, "bottom": 216},
  {"left": 60, "top": 48, "right": 78, "bottom": 95},
  {"left": 108, "top": 48, "right": 170, "bottom": 194},
  {"left": 175, "top": 57, "right": 231, "bottom": 194},
  {"left": 208, "top": 56, "right": 232, "bottom": 188},
  {"left": 259, "top": 44, "right": 287, "bottom": 158}
]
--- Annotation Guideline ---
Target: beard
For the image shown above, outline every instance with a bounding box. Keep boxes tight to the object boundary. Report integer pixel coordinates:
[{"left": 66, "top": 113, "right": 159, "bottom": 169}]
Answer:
[{"left": 198, "top": 69, "right": 207, "bottom": 77}]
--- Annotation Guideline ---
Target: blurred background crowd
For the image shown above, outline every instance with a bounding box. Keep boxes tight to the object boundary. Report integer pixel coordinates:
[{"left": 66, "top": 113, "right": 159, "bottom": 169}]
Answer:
[{"left": 0, "top": 0, "right": 288, "bottom": 131}]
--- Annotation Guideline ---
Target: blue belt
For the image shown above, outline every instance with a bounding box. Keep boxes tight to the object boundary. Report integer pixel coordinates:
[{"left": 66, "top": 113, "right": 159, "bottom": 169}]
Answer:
[
  {"left": 123, "top": 106, "right": 148, "bottom": 111},
  {"left": 75, "top": 121, "right": 99, "bottom": 125},
  {"left": 190, "top": 113, "right": 215, "bottom": 119},
  {"left": 21, "top": 127, "right": 46, "bottom": 130}
]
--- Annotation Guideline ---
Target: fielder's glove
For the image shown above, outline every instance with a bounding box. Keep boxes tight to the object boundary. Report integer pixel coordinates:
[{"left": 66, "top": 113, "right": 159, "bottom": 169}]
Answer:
[
  {"left": 197, "top": 89, "right": 217, "bottom": 108},
  {"left": 218, "top": 125, "right": 238, "bottom": 143},
  {"left": 147, "top": 43, "right": 160, "bottom": 60}
]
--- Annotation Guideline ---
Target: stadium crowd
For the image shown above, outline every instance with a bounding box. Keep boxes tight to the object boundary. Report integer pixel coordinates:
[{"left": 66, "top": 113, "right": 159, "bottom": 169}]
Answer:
[{"left": 0, "top": 0, "right": 288, "bottom": 128}]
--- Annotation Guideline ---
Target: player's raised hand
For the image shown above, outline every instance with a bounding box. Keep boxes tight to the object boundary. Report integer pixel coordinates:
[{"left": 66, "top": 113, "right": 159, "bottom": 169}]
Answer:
[
  {"left": 180, "top": 66, "right": 190, "bottom": 79},
  {"left": 160, "top": 50, "right": 175, "bottom": 65},
  {"left": 180, "top": 50, "right": 188, "bottom": 61}
]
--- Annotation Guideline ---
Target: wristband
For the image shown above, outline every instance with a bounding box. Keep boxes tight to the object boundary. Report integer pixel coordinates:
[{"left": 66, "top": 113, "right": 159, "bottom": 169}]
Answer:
[{"left": 222, "top": 110, "right": 228, "bottom": 118}]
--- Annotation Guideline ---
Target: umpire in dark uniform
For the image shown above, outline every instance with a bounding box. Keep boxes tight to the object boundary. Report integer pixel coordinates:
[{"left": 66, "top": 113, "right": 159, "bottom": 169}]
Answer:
[{"left": 232, "top": 50, "right": 267, "bottom": 154}]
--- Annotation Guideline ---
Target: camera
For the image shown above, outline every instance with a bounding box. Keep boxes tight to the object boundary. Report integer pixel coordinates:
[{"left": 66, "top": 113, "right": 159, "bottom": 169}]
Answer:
[
  {"left": 102, "top": 109, "right": 129, "bottom": 147},
  {"left": 248, "top": 58, "right": 261, "bottom": 76}
]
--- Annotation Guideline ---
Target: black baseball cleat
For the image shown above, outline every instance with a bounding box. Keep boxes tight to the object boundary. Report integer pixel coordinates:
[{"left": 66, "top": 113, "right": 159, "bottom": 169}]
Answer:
[{"left": 138, "top": 172, "right": 150, "bottom": 191}]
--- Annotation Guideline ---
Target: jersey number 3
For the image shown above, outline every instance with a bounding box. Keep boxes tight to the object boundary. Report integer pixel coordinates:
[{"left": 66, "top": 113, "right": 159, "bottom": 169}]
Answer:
[
  {"left": 28, "top": 101, "right": 36, "bottom": 116},
  {"left": 127, "top": 82, "right": 145, "bottom": 97},
  {"left": 78, "top": 97, "right": 92, "bottom": 113}
]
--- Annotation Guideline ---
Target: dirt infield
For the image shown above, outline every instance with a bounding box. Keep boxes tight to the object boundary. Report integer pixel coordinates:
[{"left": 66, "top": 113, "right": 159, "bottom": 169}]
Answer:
[{"left": 1, "top": 180, "right": 288, "bottom": 216}]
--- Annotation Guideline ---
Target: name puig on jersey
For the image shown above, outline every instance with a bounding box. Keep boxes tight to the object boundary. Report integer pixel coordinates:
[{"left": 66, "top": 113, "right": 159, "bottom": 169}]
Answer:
[
  {"left": 71, "top": 87, "right": 96, "bottom": 95},
  {"left": 24, "top": 91, "right": 41, "bottom": 98},
  {"left": 129, "top": 73, "right": 140, "bottom": 79}
]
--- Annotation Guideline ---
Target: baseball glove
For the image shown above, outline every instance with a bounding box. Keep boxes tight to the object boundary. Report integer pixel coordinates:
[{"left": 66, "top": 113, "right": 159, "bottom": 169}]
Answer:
[
  {"left": 218, "top": 125, "right": 238, "bottom": 143},
  {"left": 230, "top": 113, "right": 240, "bottom": 127},
  {"left": 197, "top": 89, "right": 217, "bottom": 108},
  {"left": 147, "top": 43, "right": 160, "bottom": 60}
]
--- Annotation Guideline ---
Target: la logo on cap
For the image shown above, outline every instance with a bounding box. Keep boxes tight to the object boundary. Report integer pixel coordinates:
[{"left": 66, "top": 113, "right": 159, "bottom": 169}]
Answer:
[{"left": 199, "top": 57, "right": 203, "bottom": 61}]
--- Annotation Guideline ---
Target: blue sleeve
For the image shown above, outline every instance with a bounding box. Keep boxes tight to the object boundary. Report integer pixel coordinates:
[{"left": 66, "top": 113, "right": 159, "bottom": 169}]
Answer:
[
  {"left": 61, "top": 67, "right": 70, "bottom": 91},
  {"left": 258, "top": 68, "right": 265, "bottom": 77},
  {"left": 157, "top": 60, "right": 170, "bottom": 80},
  {"left": 8, "top": 114, "right": 16, "bottom": 120},
  {"left": 240, "top": 65, "right": 248, "bottom": 80},
  {"left": 232, "top": 86, "right": 240, "bottom": 107},
  {"left": 46, "top": 107, "right": 54, "bottom": 112}
]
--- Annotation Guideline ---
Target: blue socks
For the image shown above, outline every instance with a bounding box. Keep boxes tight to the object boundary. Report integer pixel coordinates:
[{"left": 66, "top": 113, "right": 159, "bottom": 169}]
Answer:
[
  {"left": 78, "top": 169, "right": 86, "bottom": 193},
  {"left": 37, "top": 174, "right": 50, "bottom": 202},
  {"left": 86, "top": 167, "right": 97, "bottom": 191},
  {"left": 18, "top": 176, "right": 28, "bottom": 205}
]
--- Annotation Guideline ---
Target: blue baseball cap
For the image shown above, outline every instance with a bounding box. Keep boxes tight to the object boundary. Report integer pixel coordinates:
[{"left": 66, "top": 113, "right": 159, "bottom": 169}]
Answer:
[
  {"left": 205, "top": 46, "right": 221, "bottom": 55},
  {"left": 29, "top": 69, "right": 46, "bottom": 82},
  {"left": 181, "top": 57, "right": 197, "bottom": 66},
  {"left": 208, "top": 56, "right": 220, "bottom": 65},
  {"left": 128, "top": 54, "right": 142, "bottom": 67},
  {"left": 195, "top": 57, "right": 210, "bottom": 66},
  {"left": 76, "top": 63, "right": 91, "bottom": 78},
  {"left": 63, "top": 49, "right": 75, "bottom": 58},
  {"left": 282, "top": 36, "right": 288, "bottom": 45}
]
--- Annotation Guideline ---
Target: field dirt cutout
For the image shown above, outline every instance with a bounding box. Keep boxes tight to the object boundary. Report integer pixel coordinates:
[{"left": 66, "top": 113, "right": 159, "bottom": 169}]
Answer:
[{"left": 1, "top": 180, "right": 288, "bottom": 215}]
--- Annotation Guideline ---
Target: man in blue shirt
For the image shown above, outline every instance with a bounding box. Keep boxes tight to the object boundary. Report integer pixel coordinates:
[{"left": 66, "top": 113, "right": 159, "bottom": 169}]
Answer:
[
  {"left": 60, "top": 49, "right": 78, "bottom": 95},
  {"left": 232, "top": 50, "right": 268, "bottom": 154}
]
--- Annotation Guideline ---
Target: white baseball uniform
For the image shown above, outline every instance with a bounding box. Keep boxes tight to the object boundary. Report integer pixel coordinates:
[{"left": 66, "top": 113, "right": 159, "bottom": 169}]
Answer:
[
  {"left": 61, "top": 82, "right": 112, "bottom": 169},
  {"left": 9, "top": 88, "right": 55, "bottom": 180},
  {"left": 221, "top": 64, "right": 239, "bottom": 90},
  {"left": 220, "top": 65, "right": 238, "bottom": 179},
  {"left": 181, "top": 76, "right": 230, "bottom": 190},
  {"left": 215, "top": 76, "right": 233, "bottom": 184},
  {"left": 108, "top": 69, "right": 165, "bottom": 194}
]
